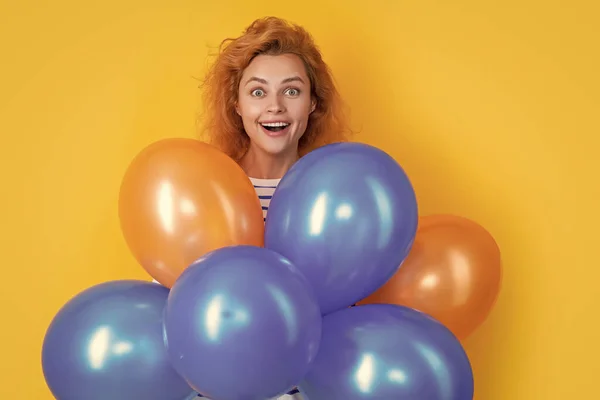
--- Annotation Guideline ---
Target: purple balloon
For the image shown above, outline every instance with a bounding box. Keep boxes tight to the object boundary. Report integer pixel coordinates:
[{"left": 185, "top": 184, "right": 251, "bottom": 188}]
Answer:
[
  {"left": 298, "top": 304, "right": 474, "bottom": 400},
  {"left": 163, "top": 245, "right": 322, "bottom": 400},
  {"left": 42, "top": 280, "right": 194, "bottom": 400},
  {"left": 265, "top": 142, "right": 418, "bottom": 315}
]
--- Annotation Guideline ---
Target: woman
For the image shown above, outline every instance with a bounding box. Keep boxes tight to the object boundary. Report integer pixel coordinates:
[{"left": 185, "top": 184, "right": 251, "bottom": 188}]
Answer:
[
  {"left": 201, "top": 16, "right": 352, "bottom": 223},
  {"left": 193, "top": 16, "right": 351, "bottom": 399}
]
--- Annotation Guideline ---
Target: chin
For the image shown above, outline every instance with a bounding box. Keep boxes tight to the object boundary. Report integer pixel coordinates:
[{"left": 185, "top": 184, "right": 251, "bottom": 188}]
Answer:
[
  {"left": 260, "top": 145, "right": 295, "bottom": 156},
  {"left": 253, "top": 138, "right": 295, "bottom": 156}
]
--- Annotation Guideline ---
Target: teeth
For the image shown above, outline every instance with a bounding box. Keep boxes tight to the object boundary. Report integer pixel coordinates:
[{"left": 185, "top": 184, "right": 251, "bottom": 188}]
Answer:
[{"left": 261, "top": 122, "right": 290, "bottom": 127}]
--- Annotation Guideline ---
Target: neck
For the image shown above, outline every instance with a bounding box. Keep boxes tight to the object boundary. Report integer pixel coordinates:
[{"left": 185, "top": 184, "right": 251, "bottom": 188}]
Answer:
[{"left": 239, "top": 145, "right": 298, "bottom": 179}]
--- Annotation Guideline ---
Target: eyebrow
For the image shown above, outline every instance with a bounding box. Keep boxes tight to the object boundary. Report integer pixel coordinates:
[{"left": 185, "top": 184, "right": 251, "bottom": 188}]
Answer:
[{"left": 244, "top": 76, "right": 305, "bottom": 86}]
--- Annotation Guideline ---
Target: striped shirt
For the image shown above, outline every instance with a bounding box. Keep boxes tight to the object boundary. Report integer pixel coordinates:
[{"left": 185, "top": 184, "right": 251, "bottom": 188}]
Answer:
[
  {"left": 197, "top": 388, "right": 303, "bottom": 399},
  {"left": 249, "top": 177, "right": 280, "bottom": 222},
  {"left": 196, "top": 176, "right": 306, "bottom": 400}
]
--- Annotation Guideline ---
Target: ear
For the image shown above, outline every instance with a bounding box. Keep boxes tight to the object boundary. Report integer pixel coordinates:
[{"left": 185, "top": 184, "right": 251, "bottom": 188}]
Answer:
[
  {"left": 310, "top": 98, "right": 317, "bottom": 114},
  {"left": 235, "top": 102, "right": 241, "bottom": 116}
]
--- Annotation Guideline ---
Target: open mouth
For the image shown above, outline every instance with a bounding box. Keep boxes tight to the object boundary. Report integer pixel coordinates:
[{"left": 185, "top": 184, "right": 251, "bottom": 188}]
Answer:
[{"left": 260, "top": 122, "right": 290, "bottom": 133}]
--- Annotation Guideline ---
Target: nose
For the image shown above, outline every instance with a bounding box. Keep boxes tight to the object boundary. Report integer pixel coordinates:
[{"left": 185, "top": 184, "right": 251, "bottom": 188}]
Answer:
[{"left": 267, "top": 95, "right": 285, "bottom": 114}]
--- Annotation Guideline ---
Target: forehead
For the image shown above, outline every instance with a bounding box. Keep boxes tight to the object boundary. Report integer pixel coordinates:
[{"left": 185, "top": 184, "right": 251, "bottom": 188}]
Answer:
[{"left": 241, "top": 53, "right": 308, "bottom": 82}]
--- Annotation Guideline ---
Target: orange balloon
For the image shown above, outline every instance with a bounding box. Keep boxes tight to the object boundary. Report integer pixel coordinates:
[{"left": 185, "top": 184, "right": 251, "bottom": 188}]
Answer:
[
  {"left": 118, "top": 138, "right": 264, "bottom": 288},
  {"left": 359, "top": 214, "right": 502, "bottom": 340}
]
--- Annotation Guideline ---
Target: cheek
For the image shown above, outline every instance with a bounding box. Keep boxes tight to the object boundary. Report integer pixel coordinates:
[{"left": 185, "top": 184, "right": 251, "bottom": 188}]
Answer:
[
  {"left": 290, "top": 99, "right": 313, "bottom": 121},
  {"left": 238, "top": 101, "right": 261, "bottom": 122}
]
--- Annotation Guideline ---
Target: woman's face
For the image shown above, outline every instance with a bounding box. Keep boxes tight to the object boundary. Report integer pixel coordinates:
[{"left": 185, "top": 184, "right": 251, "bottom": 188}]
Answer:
[{"left": 236, "top": 53, "right": 315, "bottom": 157}]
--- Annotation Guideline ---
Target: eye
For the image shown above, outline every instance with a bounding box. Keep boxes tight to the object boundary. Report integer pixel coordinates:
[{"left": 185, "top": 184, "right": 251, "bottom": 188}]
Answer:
[
  {"left": 285, "top": 88, "right": 300, "bottom": 97},
  {"left": 251, "top": 88, "right": 265, "bottom": 97}
]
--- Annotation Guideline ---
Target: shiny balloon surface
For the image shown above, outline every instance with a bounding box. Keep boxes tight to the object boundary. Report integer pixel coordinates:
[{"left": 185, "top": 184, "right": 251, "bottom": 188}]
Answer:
[
  {"left": 299, "top": 304, "right": 474, "bottom": 400},
  {"left": 118, "top": 138, "right": 264, "bottom": 288},
  {"left": 164, "top": 245, "right": 322, "bottom": 400},
  {"left": 359, "top": 214, "right": 502, "bottom": 340},
  {"left": 42, "top": 280, "right": 194, "bottom": 400},
  {"left": 265, "top": 142, "right": 418, "bottom": 315}
]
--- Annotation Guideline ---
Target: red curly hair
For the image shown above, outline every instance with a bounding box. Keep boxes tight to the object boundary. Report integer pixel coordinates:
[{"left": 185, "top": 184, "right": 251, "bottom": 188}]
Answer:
[{"left": 199, "top": 16, "right": 352, "bottom": 161}]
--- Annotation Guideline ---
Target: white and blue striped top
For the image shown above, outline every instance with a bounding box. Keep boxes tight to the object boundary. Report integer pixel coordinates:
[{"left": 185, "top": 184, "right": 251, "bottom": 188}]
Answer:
[
  {"left": 249, "top": 177, "right": 280, "bottom": 223},
  {"left": 195, "top": 177, "right": 306, "bottom": 400}
]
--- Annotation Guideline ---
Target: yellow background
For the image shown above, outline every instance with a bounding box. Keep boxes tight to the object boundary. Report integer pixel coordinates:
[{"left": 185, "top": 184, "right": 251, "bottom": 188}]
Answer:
[{"left": 1, "top": 0, "right": 598, "bottom": 398}]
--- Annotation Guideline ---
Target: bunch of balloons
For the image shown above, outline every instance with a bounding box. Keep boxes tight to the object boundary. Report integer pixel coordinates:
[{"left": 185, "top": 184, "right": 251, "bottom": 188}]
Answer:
[{"left": 42, "top": 138, "right": 502, "bottom": 400}]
